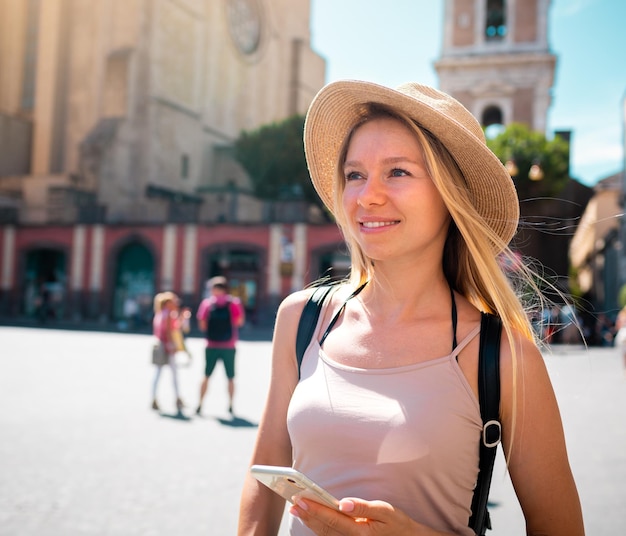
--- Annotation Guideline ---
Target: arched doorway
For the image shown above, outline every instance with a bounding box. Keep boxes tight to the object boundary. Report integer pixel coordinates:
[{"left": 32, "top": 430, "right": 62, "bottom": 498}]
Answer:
[
  {"left": 23, "top": 248, "right": 67, "bottom": 321},
  {"left": 112, "top": 242, "right": 155, "bottom": 326},
  {"left": 205, "top": 246, "right": 262, "bottom": 322}
]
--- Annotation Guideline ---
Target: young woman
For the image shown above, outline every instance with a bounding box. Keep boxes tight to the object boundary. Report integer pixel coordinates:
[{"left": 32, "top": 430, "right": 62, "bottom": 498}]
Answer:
[
  {"left": 238, "top": 81, "right": 584, "bottom": 535},
  {"left": 151, "top": 291, "right": 185, "bottom": 412}
]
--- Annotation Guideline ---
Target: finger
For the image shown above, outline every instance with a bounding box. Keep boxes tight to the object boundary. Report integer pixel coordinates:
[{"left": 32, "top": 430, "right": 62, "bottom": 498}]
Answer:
[
  {"left": 340, "top": 498, "right": 418, "bottom": 534},
  {"left": 290, "top": 499, "right": 358, "bottom": 535},
  {"left": 339, "top": 498, "right": 393, "bottom": 522}
]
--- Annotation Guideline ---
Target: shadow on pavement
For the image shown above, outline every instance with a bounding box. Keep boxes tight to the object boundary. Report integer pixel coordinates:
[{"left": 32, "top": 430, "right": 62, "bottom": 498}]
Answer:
[
  {"left": 158, "top": 411, "right": 192, "bottom": 422},
  {"left": 216, "top": 415, "right": 258, "bottom": 428}
]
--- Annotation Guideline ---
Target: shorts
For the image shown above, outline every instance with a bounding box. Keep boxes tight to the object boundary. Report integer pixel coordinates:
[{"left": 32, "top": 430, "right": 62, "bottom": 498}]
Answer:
[{"left": 204, "top": 347, "right": 236, "bottom": 379}]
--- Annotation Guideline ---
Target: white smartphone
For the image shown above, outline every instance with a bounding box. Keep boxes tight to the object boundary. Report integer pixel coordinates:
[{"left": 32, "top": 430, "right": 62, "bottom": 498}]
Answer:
[{"left": 250, "top": 465, "right": 340, "bottom": 510}]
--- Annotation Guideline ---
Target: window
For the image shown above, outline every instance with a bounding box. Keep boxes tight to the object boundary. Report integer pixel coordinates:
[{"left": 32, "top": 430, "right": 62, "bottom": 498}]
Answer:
[
  {"left": 181, "top": 154, "right": 189, "bottom": 179},
  {"left": 485, "top": 0, "right": 506, "bottom": 40},
  {"left": 482, "top": 105, "right": 505, "bottom": 139},
  {"left": 21, "top": 0, "right": 41, "bottom": 112}
]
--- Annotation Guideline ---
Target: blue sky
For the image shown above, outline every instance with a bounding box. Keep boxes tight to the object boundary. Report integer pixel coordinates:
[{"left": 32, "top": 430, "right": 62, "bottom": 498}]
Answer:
[{"left": 310, "top": 0, "right": 626, "bottom": 187}]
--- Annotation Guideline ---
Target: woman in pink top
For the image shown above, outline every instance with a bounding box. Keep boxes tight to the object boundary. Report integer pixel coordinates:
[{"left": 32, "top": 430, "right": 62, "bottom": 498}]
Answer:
[
  {"left": 151, "top": 291, "right": 185, "bottom": 412},
  {"left": 238, "top": 81, "right": 584, "bottom": 535}
]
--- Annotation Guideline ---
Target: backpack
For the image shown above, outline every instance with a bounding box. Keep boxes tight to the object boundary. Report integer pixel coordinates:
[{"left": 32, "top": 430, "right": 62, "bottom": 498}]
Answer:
[
  {"left": 295, "top": 285, "right": 501, "bottom": 536},
  {"left": 206, "top": 299, "right": 233, "bottom": 342}
]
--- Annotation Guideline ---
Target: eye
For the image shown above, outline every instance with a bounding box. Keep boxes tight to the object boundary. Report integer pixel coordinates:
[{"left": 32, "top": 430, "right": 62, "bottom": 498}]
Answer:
[
  {"left": 390, "top": 168, "right": 409, "bottom": 177},
  {"left": 345, "top": 170, "right": 364, "bottom": 182}
]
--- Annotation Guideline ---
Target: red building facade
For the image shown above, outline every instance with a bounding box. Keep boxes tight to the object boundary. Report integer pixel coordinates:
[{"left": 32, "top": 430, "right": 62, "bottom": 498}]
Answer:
[{"left": 0, "top": 223, "right": 345, "bottom": 327}]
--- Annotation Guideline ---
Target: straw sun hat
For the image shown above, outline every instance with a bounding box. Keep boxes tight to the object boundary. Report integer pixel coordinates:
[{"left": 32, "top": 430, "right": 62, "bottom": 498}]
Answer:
[{"left": 303, "top": 80, "right": 520, "bottom": 247}]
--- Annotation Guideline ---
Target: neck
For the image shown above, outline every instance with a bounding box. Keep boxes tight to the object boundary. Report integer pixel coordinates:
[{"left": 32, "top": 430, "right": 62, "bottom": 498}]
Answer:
[{"left": 360, "top": 260, "right": 451, "bottom": 321}]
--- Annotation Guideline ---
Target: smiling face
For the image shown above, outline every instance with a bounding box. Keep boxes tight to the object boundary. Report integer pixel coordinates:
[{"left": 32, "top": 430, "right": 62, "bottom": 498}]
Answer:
[{"left": 340, "top": 115, "right": 451, "bottom": 268}]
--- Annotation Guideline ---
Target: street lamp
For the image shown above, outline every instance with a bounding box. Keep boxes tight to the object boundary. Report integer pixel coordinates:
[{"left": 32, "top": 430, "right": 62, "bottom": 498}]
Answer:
[
  {"left": 505, "top": 159, "right": 519, "bottom": 177},
  {"left": 505, "top": 158, "right": 544, "bottom": 181},
  {"left": 529, "top": 160, "right": 544, "bottom": 181}
]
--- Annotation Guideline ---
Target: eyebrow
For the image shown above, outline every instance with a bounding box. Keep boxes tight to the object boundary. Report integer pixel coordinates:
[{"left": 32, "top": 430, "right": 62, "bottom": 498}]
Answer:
[{"left": 344, "top": 156, "right": 420, "bottom": 168}]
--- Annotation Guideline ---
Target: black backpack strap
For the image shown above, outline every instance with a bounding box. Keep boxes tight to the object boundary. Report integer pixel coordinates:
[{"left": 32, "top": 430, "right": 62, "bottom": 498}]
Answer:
[
  {"left": 295, "top": 285, "right": 334, "bottom": 379},
  {"left": 469, "top": 312, "right": 502, "bottom": 535}
]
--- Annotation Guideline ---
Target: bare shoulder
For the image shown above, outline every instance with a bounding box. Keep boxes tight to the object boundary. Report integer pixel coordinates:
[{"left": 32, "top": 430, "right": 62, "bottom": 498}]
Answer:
[
  {"left": 273, "top": 287, "right": 329, "bottom": 347},
  {"left": 498, "top": 327, "right": 547, "bottom": 384},
  {"left": 277, "top": 288, "right": 316, "bottom": 316},
  {"left": 277, "top": 284, "right": 348, "bottom": 319},
  {"left": 274, "top": 284, "right": 348, "bottom": 345}
]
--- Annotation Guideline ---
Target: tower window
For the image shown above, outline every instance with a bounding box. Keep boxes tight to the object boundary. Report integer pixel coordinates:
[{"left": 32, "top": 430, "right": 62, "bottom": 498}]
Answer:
[
  {"left": 482, "top": 105, "right": 505, "bottom": 139},
  {"left": 482, "top": 105, "right": 503, "bottom": 127},
  {"left": 485, "top": 0, "right": 506, "bottom": 40}
]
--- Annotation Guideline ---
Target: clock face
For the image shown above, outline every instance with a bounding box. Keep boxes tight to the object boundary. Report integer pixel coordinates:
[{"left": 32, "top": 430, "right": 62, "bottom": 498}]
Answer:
[{"left": 226, "top": 0, "right": 262, "bottom": 55}]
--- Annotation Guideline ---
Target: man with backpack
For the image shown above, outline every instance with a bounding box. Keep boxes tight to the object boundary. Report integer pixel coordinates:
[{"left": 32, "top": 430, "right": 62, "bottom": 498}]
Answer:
[{"left": 195, "top": 276, "right": 245, "bottom": 415}]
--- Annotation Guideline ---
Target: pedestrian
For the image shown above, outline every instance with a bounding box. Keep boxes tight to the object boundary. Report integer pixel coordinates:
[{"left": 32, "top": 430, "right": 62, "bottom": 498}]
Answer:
[
  {"left": 172, "top": 304, "right": 193, "bottom": 366},
  {"left": 560, "top": 303, "right": 581, "bottom": 345},
  {"left": 196, "top": 276, "right": 245, "bottom": 415},
  {"left": 151, "top": 291, "right": 185, "bottom": 413},
  {"left": 238, "top": 81, "right": 584, "bottom": 535}
]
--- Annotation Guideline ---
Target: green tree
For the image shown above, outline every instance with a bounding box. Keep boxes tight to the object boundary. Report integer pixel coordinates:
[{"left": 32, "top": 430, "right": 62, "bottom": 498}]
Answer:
[
  {"left": 234, "top": 115, "right": 324, "bottom": 211},
  {"left": 486, "top": 123, "right": 570, "bottom": 199}
]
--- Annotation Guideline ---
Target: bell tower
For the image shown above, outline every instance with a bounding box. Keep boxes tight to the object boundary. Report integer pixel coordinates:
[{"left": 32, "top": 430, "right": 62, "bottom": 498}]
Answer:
[{"left": 435, "top": 0, "right": 556, "bottom": 134}]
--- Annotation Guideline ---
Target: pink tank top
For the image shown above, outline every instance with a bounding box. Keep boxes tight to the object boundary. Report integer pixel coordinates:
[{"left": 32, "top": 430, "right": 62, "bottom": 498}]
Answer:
[{"left": 287, "top": 321, "right": 482, "bottom": 535}]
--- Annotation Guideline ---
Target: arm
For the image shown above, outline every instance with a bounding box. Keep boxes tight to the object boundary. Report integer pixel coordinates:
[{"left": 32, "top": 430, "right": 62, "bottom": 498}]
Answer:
[
  {"left": 238, "top": 291, "right": 309, "bottom": 535},
  {"left": 500, "top": 333, "right": 584, "bottom": 535},
  {"left": 234, "top": 299, "right": 246, "bottom": 328},
  {"left": 197, "top": 300, "right": 208, "bottom": 333},
  {"left": 163, "top": 311, "right": 177, "bottom": 354},
  {"left": 180, "top": 307, "right": 191, "bottom": 333}
]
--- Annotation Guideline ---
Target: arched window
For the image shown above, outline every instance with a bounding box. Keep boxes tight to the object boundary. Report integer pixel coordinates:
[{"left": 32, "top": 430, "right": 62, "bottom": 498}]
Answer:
[
  {"left": 485, "top": 0, "right": 506, "bottom": 40},
  {"left": 482, "top": 105, "right": 505, "bottom": 139},
  {"left": 482, "top": 105, "right": 503, "bottom": 127}
]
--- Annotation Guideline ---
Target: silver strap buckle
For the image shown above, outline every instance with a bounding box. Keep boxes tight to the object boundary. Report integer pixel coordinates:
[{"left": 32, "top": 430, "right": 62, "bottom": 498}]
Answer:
[{"left": 483, "top": 420, "right": 501, "bottom": 448}]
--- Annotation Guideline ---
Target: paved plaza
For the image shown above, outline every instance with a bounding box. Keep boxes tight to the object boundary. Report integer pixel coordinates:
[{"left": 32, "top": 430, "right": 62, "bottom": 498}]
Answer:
[{"left": 0, "top": 326, "right": 624, "bottom": 535}]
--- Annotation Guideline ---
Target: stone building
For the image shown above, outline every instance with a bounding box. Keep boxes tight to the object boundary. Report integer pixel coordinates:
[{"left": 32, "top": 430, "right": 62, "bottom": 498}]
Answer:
[
  {"left": 435, "top": 0, "right": 555, "bottom": 133},
  {"left": 0, "top": 0, "right": 344, "bottom": 325},
  {"left": 435, "top": 0, "right": 592, "bottom": 290},
  {"left": 0, "top": 0, "right": 325, "bottom": 225},
  {"left": 570, "top": 172, "right": 624, "bottom": 316}
]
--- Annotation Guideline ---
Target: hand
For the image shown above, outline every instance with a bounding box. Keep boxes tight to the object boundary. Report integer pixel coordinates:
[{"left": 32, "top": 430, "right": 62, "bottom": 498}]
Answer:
[{"left": 289, "top": 497, "right": 426, "bottom": 536}]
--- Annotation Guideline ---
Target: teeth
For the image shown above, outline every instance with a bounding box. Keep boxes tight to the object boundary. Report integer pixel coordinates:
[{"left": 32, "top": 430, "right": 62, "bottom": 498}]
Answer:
[{"left": 361, "top": 221, "right": 397, "bottom": 228}]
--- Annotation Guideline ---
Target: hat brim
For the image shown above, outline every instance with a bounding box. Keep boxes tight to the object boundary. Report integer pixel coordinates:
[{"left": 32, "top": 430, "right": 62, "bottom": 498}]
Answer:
[{"left": 304, "top": 80, "right": 519, "bottom": 247}]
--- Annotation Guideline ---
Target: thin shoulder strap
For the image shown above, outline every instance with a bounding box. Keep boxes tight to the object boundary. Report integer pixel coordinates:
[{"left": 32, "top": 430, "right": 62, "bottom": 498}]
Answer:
[
  {"left": 295, "top": 285, "right": 334, "bottom": 379},
  {"left": 319, "top": 282, "right": 367, "bottom": 347},
  {"left": 469, "top": 312, "right": 502, "bottom": 535}
]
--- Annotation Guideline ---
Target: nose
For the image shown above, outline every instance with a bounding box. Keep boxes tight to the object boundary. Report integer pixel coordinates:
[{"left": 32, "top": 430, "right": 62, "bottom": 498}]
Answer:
[{"left": 357, "top": 177, "right": 386, "bottom": 207}]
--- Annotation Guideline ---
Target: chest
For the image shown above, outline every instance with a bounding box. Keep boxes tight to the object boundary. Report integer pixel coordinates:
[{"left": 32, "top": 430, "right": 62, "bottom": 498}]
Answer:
[
  {"left": 289, "top": 348, "right": 482, "bottom": 471},
  {"left": 321, "top": 314, "right": 454, "bottom": 366},
  {"left": 319, "top": 315, "right": 481, "bottom": 398}
]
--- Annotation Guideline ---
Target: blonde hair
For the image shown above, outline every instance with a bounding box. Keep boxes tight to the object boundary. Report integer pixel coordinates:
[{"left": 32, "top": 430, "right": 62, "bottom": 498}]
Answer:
[
  {"left": 153, "top": 291, "right": 178, "bottom": 313},
  {"left": 331, "top": 105, "right": 549, "bottom": 443}
]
